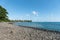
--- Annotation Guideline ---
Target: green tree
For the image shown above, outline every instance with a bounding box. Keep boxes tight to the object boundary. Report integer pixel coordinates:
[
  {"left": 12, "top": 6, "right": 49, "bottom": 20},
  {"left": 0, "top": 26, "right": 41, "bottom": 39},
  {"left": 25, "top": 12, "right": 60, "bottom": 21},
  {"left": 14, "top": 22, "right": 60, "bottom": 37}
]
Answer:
[{"left": 0, "top": 6, "right": 9, "bottom": 22}]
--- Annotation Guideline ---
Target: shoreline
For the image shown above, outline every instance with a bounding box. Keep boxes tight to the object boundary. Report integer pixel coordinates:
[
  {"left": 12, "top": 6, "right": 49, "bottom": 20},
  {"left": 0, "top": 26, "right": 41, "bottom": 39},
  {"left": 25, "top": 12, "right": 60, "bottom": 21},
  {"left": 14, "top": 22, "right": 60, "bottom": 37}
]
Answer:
[
  {"left": 17, "top": 25, "right": 60, "bottom": 33},
  {"left": 11, "top": 22, "right": 60, "bottom": 34},
  {"left": 9, "top": 22, "right": 60, "bottom": 34},
  {"left": 0, "top": 22, "right": 60, "bottom": 40}
]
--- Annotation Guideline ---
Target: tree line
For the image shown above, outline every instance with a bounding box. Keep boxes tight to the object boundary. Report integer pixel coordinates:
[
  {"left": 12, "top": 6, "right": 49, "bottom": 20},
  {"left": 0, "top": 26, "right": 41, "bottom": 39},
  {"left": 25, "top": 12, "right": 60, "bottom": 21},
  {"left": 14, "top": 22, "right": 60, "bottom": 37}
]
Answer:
[
  {"left": 0, "top": 6, "right": 10, "bottom": 22},
  {"left": 0, "top": 6, "right": 32, "bottom": 22},
  {"left": 10, "top": 20, "right": 32, "bottom": 22}
]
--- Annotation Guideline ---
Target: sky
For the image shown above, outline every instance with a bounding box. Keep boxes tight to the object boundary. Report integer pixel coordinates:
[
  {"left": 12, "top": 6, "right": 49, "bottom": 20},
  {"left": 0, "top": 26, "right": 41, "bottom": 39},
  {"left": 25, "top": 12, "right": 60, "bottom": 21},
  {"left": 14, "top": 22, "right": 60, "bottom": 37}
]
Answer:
[{"left": 0, "top": 0, "right": 60, "bottom": 22}]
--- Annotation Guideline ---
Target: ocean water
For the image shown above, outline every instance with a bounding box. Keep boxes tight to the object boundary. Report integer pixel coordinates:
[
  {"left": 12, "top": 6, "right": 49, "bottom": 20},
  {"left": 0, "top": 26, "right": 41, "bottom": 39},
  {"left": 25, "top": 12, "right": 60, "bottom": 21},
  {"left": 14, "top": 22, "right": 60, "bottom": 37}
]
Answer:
[{"left": 14, "top": 22, "right": 60, "bottom": 32}]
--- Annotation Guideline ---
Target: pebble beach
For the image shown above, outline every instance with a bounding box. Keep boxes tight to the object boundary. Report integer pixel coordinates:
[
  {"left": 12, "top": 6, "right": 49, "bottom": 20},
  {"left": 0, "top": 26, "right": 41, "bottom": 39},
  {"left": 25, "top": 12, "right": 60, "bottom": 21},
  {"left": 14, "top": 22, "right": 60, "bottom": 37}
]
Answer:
[{"left": 0, "top": 22, "right": 60, "bottom": 40}]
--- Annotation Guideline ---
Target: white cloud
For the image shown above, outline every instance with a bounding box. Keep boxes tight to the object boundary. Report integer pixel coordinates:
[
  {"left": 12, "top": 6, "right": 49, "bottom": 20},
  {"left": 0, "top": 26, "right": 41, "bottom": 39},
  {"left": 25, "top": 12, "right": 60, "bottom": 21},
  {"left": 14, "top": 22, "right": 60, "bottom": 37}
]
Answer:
[{"left": 32, "top": 11, "right": 38, "bottom": 16}]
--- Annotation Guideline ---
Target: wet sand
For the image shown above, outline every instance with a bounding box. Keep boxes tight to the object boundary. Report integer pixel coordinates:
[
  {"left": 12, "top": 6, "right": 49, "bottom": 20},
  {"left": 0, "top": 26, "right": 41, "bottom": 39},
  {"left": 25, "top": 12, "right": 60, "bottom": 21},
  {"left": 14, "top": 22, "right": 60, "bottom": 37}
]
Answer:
[{"left": 0, "top": 22, "right": 60, "bottom": 40}]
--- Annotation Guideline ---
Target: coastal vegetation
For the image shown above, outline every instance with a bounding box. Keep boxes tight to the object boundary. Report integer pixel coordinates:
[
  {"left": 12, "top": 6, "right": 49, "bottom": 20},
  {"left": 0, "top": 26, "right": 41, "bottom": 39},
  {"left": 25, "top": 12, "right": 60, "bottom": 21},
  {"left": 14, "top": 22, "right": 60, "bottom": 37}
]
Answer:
[
  {"left": 0, "top": 6, "right": 32, "bottom": 22},
  {"left": 0, "top": 6, "right": 10, "bottom": 22},
  {"left": 10, "top": 20, "right": 32, "bottom": 22}
]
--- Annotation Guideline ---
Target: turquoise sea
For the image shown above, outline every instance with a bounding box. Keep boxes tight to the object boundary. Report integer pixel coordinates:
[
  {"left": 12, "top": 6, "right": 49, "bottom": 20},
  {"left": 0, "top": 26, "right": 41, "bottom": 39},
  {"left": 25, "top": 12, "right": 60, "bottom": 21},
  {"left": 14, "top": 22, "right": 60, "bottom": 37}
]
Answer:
[{"left": 14, "top": 22, "right": 60, "bottom": 32}]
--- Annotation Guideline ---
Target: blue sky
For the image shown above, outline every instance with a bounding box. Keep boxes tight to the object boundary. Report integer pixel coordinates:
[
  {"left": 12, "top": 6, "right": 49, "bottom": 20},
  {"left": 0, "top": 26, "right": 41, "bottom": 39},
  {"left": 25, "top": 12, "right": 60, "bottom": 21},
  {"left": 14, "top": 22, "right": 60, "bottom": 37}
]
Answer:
[{"left": 0, "top": 0, "right": 60, "bottom": 22}]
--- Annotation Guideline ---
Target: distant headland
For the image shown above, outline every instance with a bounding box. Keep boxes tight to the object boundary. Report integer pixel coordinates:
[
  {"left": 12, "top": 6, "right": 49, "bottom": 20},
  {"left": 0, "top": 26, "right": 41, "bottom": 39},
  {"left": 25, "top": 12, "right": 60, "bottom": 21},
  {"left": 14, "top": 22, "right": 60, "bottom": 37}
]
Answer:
[{"left": 10, "top": 20, "right": 32, "bottom": 22}]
